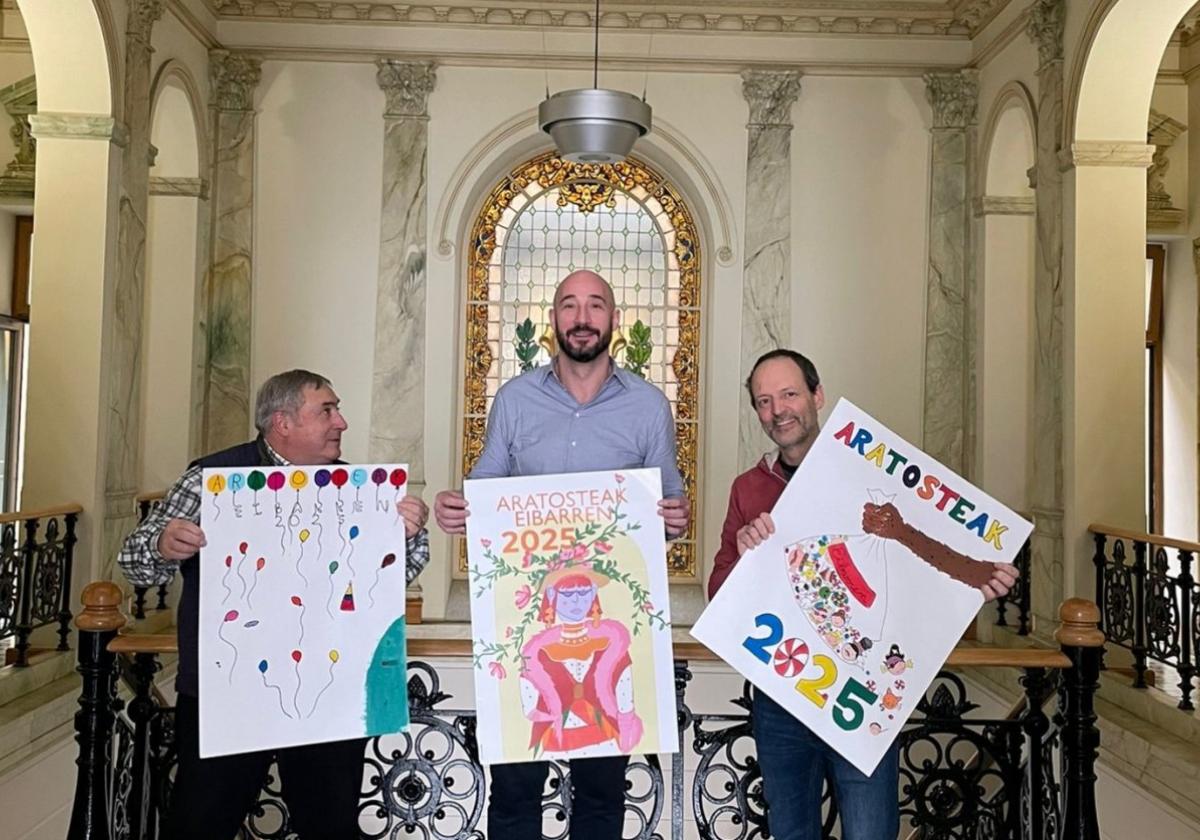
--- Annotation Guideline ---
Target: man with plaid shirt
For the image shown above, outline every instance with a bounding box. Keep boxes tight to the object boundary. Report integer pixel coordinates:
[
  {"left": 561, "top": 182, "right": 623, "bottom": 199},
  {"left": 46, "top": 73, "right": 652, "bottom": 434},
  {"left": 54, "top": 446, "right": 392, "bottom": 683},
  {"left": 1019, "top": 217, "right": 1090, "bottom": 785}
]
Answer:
[{"left": 119, "top": 369, "right": 430, "bottom": 839}]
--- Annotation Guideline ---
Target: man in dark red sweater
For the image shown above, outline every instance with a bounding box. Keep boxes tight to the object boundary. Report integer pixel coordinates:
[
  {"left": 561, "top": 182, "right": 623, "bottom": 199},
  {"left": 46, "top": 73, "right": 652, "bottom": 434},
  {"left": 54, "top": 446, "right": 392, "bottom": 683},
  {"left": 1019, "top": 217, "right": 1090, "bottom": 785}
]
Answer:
[{"left": 708, "top": 348, "right": 1018, "bottom": 840}]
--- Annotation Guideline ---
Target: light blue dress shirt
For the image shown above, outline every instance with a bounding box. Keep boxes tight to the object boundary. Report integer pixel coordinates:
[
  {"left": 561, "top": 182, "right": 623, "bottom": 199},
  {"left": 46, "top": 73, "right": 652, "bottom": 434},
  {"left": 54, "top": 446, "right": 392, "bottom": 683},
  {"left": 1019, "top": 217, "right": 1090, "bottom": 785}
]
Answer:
[{"left": 468, "top": 361, "right": 686, "bottom": 499}]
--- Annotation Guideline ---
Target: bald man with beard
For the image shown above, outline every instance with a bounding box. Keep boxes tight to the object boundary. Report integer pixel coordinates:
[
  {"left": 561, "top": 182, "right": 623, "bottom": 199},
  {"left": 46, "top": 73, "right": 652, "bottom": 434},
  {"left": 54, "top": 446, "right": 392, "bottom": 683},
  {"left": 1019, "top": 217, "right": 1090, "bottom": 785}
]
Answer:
[{"left": 436, "top": 270, "right": 690, "bottom": 839}]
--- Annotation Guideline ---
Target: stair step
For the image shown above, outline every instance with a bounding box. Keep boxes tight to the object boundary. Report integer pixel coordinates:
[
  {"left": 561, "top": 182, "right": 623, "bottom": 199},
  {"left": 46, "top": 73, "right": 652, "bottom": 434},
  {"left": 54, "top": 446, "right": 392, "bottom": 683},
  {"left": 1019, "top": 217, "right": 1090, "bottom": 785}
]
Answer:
[
  {"left": 0, "top": 649, "right": 76, "bottom": 707},
  {"left": 961, "top": 629, "right": 1200, "bottom": 828},
  {"left": 0, "top": 670, "right": 79, "bottom": 778}
]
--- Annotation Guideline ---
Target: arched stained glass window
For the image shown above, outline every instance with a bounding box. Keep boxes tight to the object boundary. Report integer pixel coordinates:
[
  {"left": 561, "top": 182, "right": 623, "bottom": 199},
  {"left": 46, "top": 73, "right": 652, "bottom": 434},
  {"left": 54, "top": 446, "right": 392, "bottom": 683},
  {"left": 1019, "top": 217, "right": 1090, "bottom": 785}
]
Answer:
[{"left": 461, "top": 152, "right": 702, "bottom": 577}]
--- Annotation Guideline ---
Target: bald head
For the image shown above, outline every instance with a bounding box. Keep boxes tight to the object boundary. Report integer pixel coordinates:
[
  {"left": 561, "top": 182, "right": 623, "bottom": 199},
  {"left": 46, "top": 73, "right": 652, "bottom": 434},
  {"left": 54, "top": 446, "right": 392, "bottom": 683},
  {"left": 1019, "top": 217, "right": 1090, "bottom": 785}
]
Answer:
[
  {"left": 550, "top": 269, "right": 619, "bottom": 364},
  {"left": 554, "top": 270, "right": 615, "bottom": 309}
]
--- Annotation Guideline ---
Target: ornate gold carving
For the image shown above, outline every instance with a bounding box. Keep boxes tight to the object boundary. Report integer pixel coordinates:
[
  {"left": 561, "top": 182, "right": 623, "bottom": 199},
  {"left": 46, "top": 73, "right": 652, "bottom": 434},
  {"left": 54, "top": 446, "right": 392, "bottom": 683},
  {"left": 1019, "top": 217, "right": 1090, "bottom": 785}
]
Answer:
[
  {"left": 559, "top": 181, "right": 617, "bottom": 214},
  {"left": 460, "top": 151, "right": 703, "bottom": 577}
]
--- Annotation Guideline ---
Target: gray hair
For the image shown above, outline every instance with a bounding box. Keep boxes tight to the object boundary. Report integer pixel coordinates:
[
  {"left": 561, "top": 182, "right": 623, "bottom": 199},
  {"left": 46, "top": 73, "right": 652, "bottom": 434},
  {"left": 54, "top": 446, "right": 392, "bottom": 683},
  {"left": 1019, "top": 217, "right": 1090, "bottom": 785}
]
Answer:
[{"left": 254, "top": 369, "right": 332, "bottom": 434}]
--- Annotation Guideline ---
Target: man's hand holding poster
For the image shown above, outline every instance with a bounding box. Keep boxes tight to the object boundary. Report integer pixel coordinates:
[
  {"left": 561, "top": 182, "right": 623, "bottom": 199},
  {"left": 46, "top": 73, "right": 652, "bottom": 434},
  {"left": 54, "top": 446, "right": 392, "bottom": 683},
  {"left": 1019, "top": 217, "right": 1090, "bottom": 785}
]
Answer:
[
  {"left": 465, "top": 468, "right": 678, "bottom": 765},
  {"left": 692, "top": 400, "right": 1032, "bottom": 775}
]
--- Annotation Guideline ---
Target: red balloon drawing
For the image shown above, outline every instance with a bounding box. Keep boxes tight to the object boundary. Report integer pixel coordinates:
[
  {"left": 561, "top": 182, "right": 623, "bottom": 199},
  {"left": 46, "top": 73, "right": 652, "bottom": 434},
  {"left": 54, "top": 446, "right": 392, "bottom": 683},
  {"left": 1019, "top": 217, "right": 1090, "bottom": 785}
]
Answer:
[
  {"left": 390, "top": 468, "right": 407, "bottom": 488},
  {"left": 267, "top": 471, "right": 286, "bottom": 491},
  {"left": 290, "top": 595, "right": 303, "bottom": 607},
  {"left": 239, "top": 541, "right": 248, "bottom": 554},
  {"left": 291, "top": 650, "right": 302, "bottom": 663},
  {"left": 331, "top": 468, "right": 348, "bottom": 488}
]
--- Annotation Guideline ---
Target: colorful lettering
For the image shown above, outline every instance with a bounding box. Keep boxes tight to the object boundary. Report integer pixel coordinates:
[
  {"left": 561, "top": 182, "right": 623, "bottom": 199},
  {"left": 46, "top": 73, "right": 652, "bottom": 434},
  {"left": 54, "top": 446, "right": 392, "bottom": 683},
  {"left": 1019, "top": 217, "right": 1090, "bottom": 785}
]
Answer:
[
  {"left": 984, "top": 520, "right": 1008, "bottom": 550},
  {"left": 883, "top": 449, "right": 908, "bottom": 475},
  {"left": 863, "top": 444, "right": 886, "bottom": 467},
  {"left": 934, "top": 485, "right": 961, "bottom": 512},
  {"left": 965, "top": 512, "right": 989, "bottom": 538},
  {"left": 948, "top": 497, "right": 975, "bottom": 524},
  {"left": 848, "top": 428, "right": 873, "bottom": 455},
  {"left": 833, "top": 421, "right": 856, "bottom": 446},
  {"left": 916, "top": 474, "right": 940, "bottom": 500}
]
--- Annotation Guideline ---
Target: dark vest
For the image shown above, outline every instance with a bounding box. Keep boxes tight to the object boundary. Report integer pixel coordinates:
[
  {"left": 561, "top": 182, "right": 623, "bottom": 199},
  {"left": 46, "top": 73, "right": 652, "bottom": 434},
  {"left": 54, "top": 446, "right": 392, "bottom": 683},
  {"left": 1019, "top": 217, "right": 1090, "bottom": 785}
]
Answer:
[{"left": 176, "top": 438, "right": 272, "bottom": 697}]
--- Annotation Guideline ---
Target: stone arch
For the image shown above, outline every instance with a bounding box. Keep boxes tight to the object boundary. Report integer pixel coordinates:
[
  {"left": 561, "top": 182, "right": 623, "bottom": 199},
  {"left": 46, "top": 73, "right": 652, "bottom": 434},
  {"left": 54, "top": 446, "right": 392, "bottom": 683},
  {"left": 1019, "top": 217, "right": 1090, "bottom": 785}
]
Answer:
[
  {"left": 1058, "top": 0, "right": 1196, "bottom": 598},
  {"left": 979, "top": 82, "right": 1036, "bottom": 197},
  {"left": 456, "top": 148, "right": 706, "bottom": 579},
  {"left": 150, "top": 59, "right": 208, "bottom": 177},
  {"left": 16, "top": 0, "right": 122, "bottom": 579},
  {"left": 974, "top": 82, "right": 1037, "bottom": 510},
  {"left": 20, "top": 0, "right": 117, "bottom": 118},
  {"left": 144, "top": 58, "right": 208, "bottom": 488},
  {"left": 1070, "top": 0, "right": 1190, "bottom": 146}
]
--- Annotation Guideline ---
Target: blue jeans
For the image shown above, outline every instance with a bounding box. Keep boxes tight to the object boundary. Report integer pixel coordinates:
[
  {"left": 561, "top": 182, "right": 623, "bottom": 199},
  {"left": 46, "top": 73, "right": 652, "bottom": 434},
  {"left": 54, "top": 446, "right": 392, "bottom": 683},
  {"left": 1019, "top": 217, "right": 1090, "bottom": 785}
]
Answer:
[{"left": 752, "top": 690, "right": 899, "bottom": 840}]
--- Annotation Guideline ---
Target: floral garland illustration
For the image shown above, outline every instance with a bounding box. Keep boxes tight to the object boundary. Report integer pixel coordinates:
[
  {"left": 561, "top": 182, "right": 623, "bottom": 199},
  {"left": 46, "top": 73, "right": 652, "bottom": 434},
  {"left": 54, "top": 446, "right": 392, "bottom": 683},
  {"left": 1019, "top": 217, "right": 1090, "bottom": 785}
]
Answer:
[{"left": 471, "top": 495, "right": 666, "bottom": 677}]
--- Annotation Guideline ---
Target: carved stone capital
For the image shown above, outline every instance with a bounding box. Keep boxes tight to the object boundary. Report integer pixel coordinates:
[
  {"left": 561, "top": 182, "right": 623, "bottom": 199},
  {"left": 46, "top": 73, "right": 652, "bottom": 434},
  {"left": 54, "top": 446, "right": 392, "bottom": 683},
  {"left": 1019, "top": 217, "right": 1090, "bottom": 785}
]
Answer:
[
  {"left": 1026, "top": 0, "right": 1064, "bottom": 67},
  {"left": 924, "top": 70, "right": 978, "bottom": 129},
  {"left": 209, "top": 50, "right": 263, "bottom": 112},
  {"left": 376, "top": 60, "right": 437, "bottom": 118},
  {"left": 740, "top": 69, "right": 801, "bottom": 127},
  {"left": 126, "top": 0, "right": 164, "bottom": 44}
]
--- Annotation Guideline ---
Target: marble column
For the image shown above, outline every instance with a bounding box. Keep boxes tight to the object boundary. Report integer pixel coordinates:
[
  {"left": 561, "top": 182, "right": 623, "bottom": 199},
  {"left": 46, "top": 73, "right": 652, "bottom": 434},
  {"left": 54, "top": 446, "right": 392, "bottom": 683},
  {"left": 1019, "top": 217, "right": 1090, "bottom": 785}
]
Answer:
[
  {"left": 367, "top": 60, "right": 436, "bottom": 487},
  {"left": 369, "top": 60, "right": 436, "bottom": 621},
  {"left": 921, "top": 70, "right": 978, "bottom": 477},
  {"left": 738, "top": 69, "right": 801, "bottom": 471},
  {"left": 1027, "top": 0, "right": 1066, "bottom": 636},
  {"left": 101, "top": 0, "right": 163, "bottom": 579},
  {"left": 200, "top": 50, "right": 261, "bottom": 453}
]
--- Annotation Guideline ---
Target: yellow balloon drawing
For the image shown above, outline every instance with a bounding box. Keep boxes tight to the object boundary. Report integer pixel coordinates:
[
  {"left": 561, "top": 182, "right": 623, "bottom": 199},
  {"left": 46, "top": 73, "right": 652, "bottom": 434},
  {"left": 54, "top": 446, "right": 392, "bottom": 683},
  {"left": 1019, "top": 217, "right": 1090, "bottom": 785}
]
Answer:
[
  {"left": 206, "top": 474, "right": 226, "bottom": 494},
  {"left": 329, "top": 650, "right": 339, "bottom": 663},
  {"left": 299, "top": 529, "right": 310, "bottom": 543},
  {"left": 290, "top": 470, "right": 308, "bottom": 490}
]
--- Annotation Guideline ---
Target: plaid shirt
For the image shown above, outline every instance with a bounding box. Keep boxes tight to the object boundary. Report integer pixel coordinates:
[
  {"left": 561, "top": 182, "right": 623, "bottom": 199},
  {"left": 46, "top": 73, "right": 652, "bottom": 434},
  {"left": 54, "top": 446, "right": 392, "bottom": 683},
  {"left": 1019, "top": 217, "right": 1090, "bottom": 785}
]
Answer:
[{"left": 118, "top": 442, "right": 431, "bottom": 588}]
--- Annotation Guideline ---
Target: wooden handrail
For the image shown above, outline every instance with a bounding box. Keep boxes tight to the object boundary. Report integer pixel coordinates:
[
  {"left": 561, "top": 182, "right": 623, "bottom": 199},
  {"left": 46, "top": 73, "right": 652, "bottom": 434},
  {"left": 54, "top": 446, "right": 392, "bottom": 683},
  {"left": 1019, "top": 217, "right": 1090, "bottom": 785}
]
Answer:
[
  {"left": 0, "top": 502, "right": 83, "bottom": 525},
  {"left": 108, "top": 633, "right": 1072, "bottom": 669},
  {"left": 1088, "top": 522, "right": 1200, "bottom": 555}
]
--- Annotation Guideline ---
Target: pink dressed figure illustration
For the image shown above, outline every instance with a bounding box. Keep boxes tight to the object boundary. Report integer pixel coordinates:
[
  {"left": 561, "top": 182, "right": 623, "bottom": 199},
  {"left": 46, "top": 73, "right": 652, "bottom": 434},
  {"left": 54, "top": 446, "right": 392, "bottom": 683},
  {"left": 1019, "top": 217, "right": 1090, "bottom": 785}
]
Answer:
[{"left": 518, "top": 566, "right": 643, "bottom": 758}]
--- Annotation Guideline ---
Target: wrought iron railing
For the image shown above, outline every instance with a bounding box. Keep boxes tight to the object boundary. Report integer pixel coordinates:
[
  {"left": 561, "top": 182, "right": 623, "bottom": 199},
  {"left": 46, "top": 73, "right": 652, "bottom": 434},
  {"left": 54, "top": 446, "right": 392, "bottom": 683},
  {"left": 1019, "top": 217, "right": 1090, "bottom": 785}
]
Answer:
[
  {"left": 0, "top": 503, "right": 81, "bottom": 666},
  {"left": 66, "top": 582, "right": 1103, "bottom": 840},
  {"left": 130, "top": 493, "right": 170, "bottom": 621},
  {"left": 1090, "top": 524, "right": 1198, "bottom": 711}
]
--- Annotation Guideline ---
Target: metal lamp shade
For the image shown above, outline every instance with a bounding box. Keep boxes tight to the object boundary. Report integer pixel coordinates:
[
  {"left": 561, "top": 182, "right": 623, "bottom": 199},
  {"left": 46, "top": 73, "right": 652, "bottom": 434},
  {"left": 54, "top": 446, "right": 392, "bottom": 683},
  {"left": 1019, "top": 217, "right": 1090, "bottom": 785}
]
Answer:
[{"left": 538, "top": 88, "right": 652, "bottom": 164}]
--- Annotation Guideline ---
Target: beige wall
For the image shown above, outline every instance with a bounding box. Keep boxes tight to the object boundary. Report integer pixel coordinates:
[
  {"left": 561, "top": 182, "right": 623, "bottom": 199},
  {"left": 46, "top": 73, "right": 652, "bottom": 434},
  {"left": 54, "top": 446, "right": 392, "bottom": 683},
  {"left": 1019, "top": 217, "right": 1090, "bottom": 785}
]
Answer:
[
  {"left": 253, "top": 60, "right": 385, "bottom": 460},
  {"left": 789, "top": 75, "right": 930, "bottom": 444}
]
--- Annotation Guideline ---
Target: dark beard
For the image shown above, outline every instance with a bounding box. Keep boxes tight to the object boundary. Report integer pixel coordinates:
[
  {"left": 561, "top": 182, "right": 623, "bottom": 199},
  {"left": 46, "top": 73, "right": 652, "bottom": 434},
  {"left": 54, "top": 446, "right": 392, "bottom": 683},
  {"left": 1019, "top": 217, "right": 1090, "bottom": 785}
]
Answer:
[{"left": 556, "top": 325, "right": 612, "bottom": 363}]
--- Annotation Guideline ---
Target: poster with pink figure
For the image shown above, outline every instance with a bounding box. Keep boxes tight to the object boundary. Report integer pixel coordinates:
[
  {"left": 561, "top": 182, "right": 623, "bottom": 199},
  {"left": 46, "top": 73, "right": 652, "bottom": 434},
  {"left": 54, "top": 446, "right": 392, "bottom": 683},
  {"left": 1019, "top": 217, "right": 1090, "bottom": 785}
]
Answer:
[
  {"left": 692, "top": 400, "right": 1033, "bottom": 775},
  {"left": 465, "top": 468, "right": 678, "bottom": 765}
]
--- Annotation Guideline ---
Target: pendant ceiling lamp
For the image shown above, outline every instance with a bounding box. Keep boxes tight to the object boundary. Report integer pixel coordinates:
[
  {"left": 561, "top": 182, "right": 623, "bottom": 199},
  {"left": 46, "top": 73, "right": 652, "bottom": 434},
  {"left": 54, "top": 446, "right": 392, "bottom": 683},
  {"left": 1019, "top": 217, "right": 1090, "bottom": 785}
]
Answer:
[{"left": 538, "top": 0, "right": 651, "bottom": 164}]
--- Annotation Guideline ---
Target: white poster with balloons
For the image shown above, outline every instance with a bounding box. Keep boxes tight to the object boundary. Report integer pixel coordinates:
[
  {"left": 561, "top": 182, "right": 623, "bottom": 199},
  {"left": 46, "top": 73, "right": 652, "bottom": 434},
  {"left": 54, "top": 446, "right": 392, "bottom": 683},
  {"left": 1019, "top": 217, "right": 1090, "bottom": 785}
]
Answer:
[{"left": 197, "top": 463, "right": 412, "bottom": 757}]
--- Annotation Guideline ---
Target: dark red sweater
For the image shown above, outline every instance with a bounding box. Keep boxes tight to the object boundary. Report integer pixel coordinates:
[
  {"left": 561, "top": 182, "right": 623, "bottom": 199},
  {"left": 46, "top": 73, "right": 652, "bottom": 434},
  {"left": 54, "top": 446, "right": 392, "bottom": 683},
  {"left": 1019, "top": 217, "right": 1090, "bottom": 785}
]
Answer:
[{"left": 708, "top": 452, "right": 789, "bottom": 599}]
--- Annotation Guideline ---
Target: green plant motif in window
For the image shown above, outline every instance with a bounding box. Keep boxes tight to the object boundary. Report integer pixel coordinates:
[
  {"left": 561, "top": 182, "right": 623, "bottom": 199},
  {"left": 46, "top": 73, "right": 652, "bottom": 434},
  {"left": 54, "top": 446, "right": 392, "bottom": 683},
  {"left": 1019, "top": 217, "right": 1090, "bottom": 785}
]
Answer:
[
  {"left": 514, "top": 317, "right": 541, "bottom": 372},
  {"left": 623, "top": 319, "right": 652, "bottom": 379}
]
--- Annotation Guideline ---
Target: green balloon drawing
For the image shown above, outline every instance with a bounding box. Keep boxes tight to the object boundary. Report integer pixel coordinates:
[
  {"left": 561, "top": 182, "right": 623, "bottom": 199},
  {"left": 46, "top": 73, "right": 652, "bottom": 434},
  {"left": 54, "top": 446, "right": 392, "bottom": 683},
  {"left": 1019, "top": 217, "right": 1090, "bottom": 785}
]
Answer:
[{"left": 364, "top": 617, "right": 409, "bottom": 734}]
